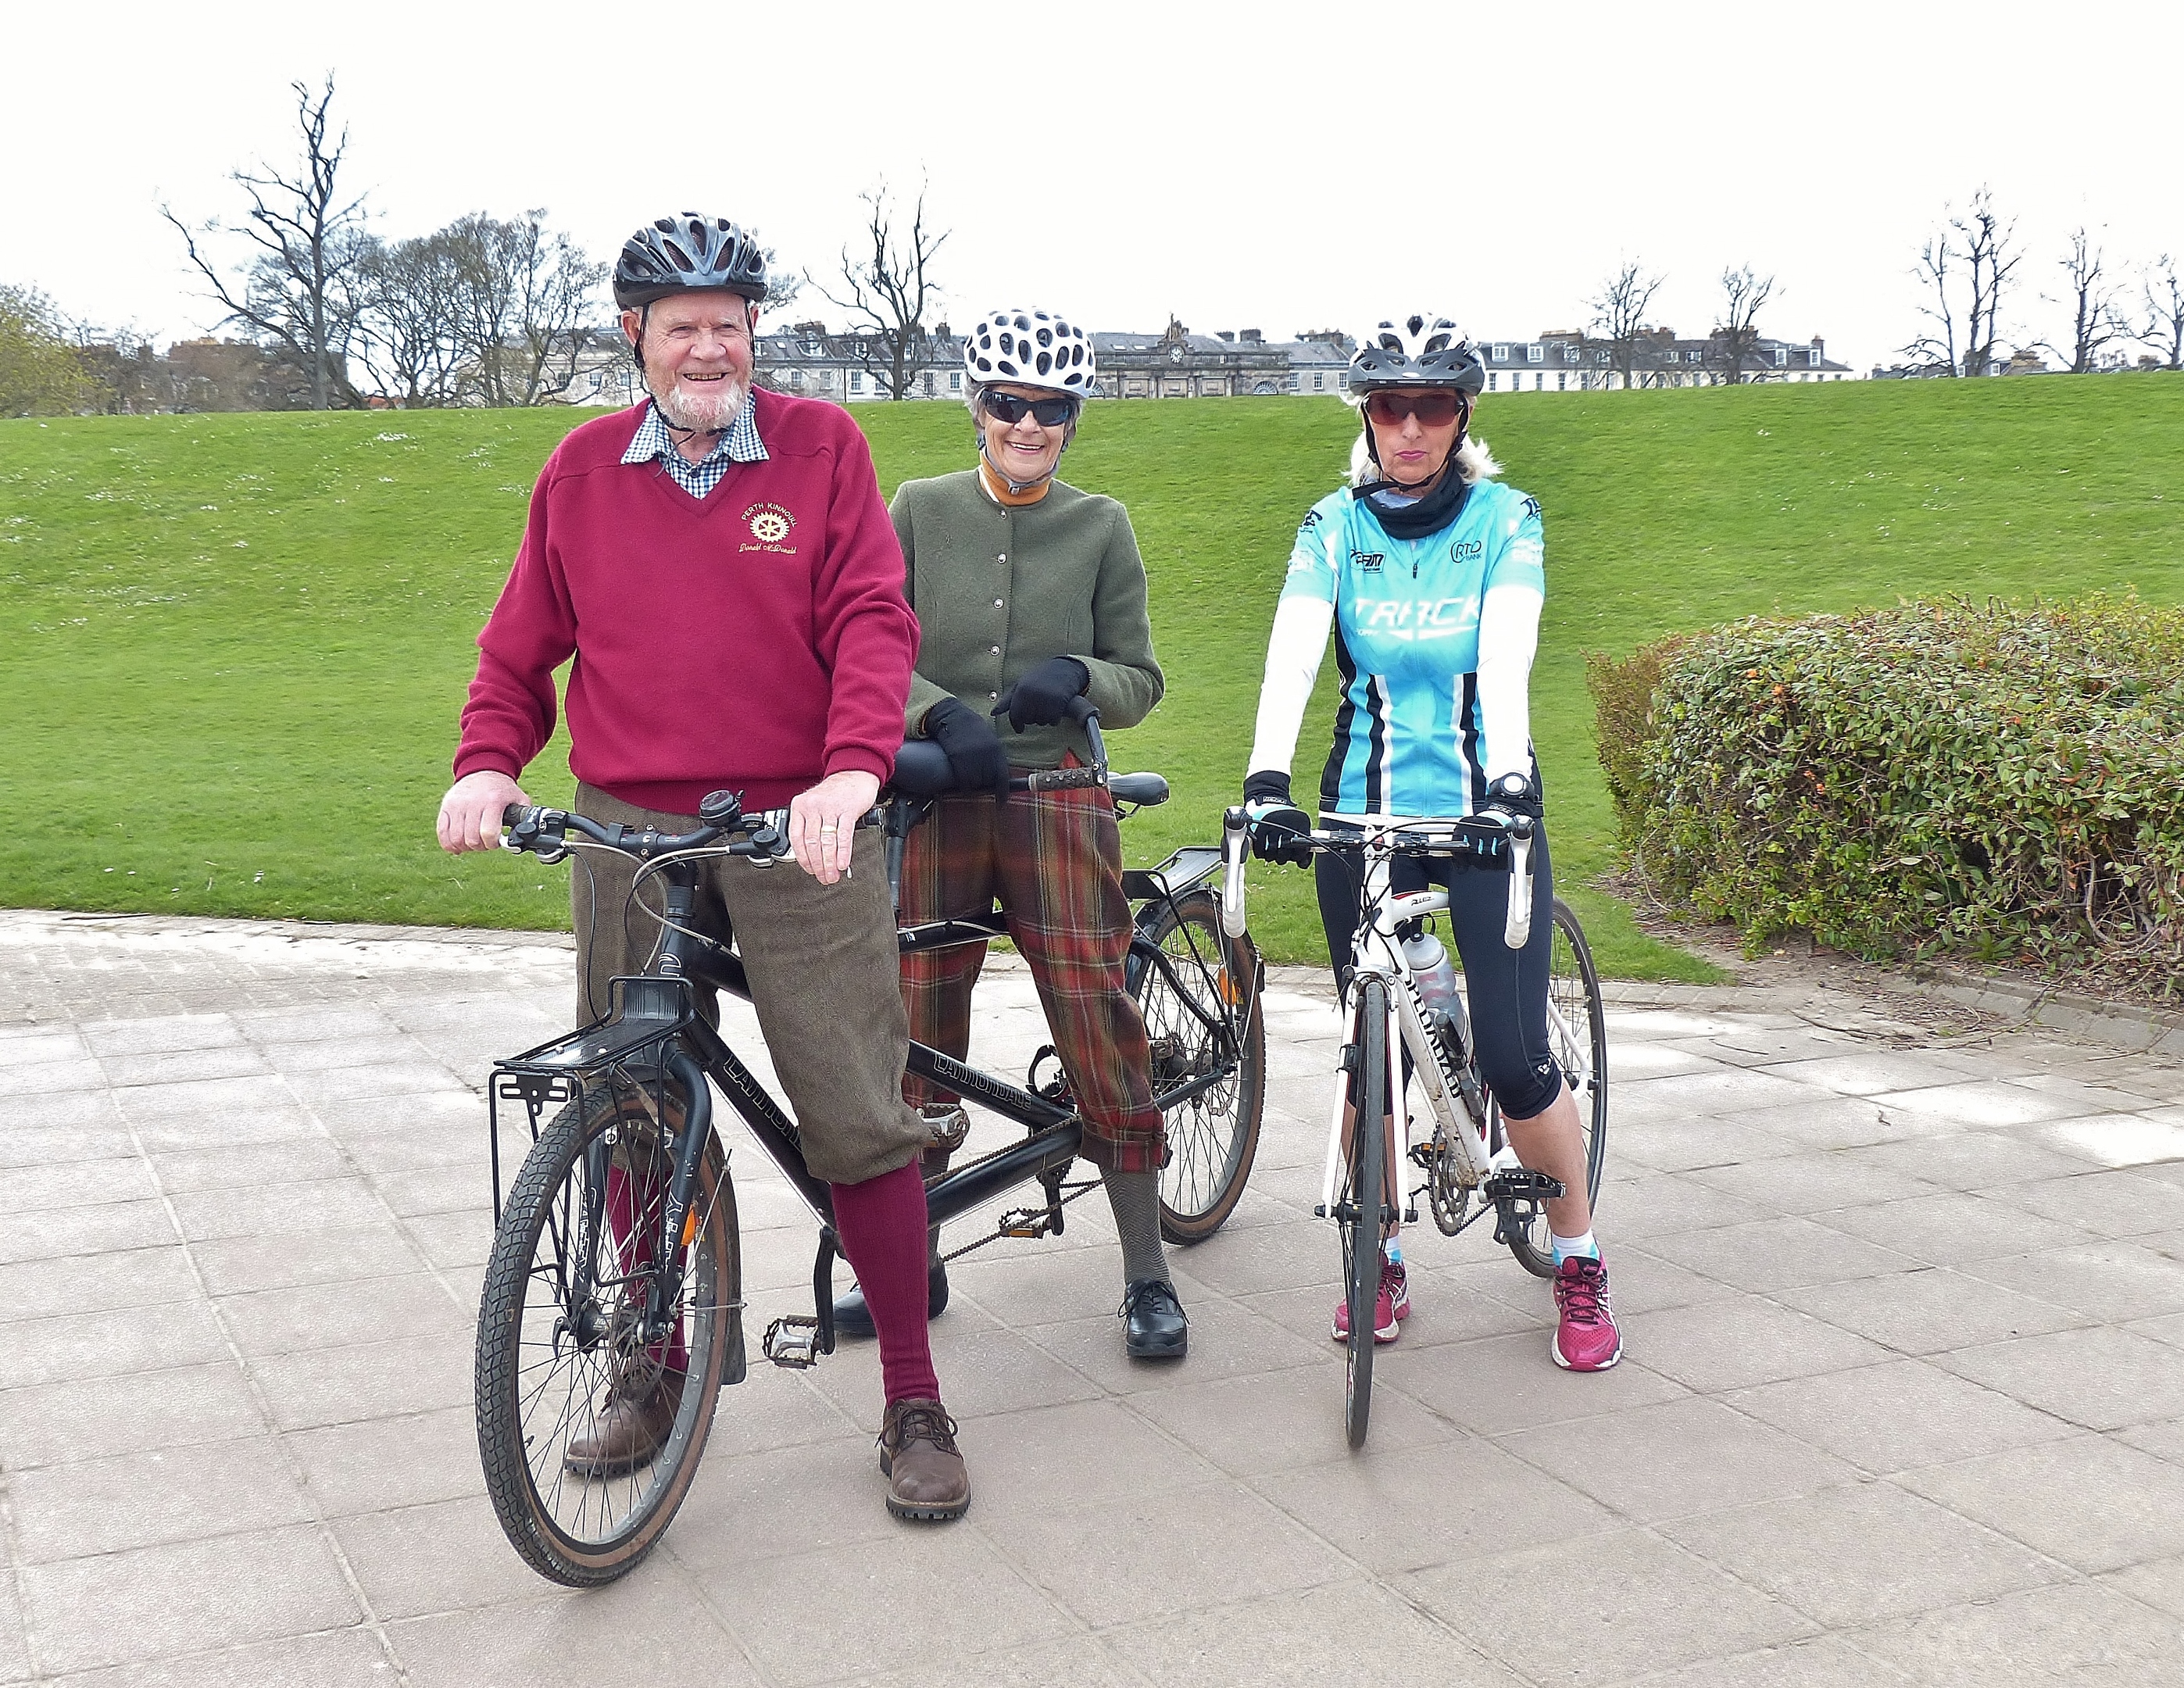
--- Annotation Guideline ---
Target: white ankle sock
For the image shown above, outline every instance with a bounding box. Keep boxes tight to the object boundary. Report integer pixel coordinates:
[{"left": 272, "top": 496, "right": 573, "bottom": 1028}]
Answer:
[{"left": 1551, "top": 1230, "right": 1599, "bottom": 1264}]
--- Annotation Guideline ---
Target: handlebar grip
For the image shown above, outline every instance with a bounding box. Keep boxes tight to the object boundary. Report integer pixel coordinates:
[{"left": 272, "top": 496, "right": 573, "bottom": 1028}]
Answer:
[
  {"left": 502, "top": 804, "right": 527, "bottom": 828},
  {"left": 1064, "top": 696, "right": 1096, "bottom": 725},
  {"left": 1221, "top": 806, "right": 1249, "bottom": 939},
  {"left": 1503, "top": 821, "right": 1535, "bottom": 950}
]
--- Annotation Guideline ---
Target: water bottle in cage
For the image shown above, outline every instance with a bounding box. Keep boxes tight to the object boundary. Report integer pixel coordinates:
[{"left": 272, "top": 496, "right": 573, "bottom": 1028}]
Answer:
[{"left": 1402, "top": 931, "right": 1461, "bottom": 1034}]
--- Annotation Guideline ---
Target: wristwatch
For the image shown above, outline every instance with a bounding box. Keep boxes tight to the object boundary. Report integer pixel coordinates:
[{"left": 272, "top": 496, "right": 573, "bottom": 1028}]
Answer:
[{"left": 1489, "top": 772, "right": 1535, "bottom": 806}]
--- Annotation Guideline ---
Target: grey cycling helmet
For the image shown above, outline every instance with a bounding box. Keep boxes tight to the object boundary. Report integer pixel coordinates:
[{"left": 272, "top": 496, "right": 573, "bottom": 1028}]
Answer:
[
  {"left": 613, "top": 214, "right": 768, "bottom": 309},
  {"left": 1347, "top": 314, "right": 1485, "bottom": 395}
]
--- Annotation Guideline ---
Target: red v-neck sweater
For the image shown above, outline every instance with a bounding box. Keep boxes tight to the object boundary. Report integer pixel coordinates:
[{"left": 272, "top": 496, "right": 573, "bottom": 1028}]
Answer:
[{"left": 453, "top": 392, "right": 918, "bottom": 812}]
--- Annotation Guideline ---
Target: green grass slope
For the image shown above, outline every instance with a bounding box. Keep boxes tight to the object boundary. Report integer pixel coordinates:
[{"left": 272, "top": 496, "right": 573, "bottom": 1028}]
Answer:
[{"left": 3, "top": 376, "right": 2179, "bottom": 975}]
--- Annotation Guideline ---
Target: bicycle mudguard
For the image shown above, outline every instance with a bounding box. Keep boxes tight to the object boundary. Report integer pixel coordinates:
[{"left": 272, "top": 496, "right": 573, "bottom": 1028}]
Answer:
[{"left": 1123, "top": 846, "right": 1223, "bottom": 903}]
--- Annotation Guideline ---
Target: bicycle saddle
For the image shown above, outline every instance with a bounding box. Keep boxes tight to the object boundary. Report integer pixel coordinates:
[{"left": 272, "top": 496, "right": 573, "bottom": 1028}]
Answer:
[{"left": 888, "top": 741, "right": 956, "bottom": 796}]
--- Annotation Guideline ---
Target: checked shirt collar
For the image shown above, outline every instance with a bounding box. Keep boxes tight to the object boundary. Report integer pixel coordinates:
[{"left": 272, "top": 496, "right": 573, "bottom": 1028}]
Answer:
[{"left": 621, "top": 393, "right": 767, "bottom": 499}]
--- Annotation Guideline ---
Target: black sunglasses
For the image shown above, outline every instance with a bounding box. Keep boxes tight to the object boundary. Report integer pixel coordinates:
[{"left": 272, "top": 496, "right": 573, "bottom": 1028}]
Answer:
[
  {"left": 980, "top": 389, "right": 1079, "bottom": 427},
  {"left": 1363, "top": 390, "right": 1466, "bottom": 427}
]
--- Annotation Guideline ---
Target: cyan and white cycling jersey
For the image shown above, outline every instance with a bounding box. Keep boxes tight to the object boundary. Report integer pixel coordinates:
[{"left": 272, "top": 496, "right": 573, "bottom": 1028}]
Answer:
[{"left": 1245, "top": 477, "right": 1545, "bottom": 819}]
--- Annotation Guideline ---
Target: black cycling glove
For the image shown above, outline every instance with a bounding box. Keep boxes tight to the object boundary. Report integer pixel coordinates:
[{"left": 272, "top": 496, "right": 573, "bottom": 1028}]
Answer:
[
  {"left": 992, "top": 656, "right": 1089, "bottom": 733},
  {"left": 1240, "top": 770, "right": 1313, "bottom": 867},
  {"left": 924, "top": 698, "right": 1011, "bottom": 795},
  {"left": 1480, "top": 771, "right": 1543, "bottom": 821}
]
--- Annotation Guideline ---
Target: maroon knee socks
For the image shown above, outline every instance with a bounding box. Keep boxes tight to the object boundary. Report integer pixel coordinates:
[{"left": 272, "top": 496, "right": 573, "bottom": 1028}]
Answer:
[{"left": 829, "top": 1157, "right": 943, "bottom": 1403}]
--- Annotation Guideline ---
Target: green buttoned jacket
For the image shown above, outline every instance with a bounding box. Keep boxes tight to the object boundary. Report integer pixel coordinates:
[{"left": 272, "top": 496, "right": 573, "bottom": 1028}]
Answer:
[{"left": 890, "top": 470, "right": 1164, "bottom": 770}]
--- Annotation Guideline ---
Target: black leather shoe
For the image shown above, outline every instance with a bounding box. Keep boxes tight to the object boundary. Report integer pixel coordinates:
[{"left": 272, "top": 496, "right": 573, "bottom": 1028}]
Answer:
[
  {"left": 1120, "top": 1279, "right": 1188, "bottom": 1359},
  {"left": 832, "top": 1258, "right": 949, "bottom": 1340}
]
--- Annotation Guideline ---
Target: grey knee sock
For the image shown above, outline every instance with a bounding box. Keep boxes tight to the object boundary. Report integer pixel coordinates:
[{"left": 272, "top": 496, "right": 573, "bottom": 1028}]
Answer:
[{"left": 1103, "top": 1170, "right": 1171, "bottom": 1288}]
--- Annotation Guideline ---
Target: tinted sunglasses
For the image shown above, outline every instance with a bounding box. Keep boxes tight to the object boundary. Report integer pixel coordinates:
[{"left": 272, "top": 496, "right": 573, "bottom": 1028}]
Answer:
[
  {"left": 1364, "top": 390, "right": 1465, "bottom": 427},
  {"left": 980, "top": 389, "right": 1079, "bottom": 427}
]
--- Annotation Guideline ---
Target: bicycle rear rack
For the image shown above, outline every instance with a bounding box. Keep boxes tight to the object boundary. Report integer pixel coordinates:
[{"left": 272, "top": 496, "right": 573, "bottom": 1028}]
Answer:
[{"left": 484, "top": 976, "right": 698, "bottom": 1225}]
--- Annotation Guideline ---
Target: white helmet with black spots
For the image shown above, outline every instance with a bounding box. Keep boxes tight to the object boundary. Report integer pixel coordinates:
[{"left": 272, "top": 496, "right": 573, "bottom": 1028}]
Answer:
[
  {"left": 962, "top": 309, "right": 1099, "bottom": 398},
  {"left": 1347, "top": 313, "right": 1485, "bottom": 396}
]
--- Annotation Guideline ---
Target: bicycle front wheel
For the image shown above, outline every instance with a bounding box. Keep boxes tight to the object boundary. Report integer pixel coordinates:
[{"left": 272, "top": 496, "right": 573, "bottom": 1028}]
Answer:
[
  {"left": 1496, "top": 899, "right": 1610, "bottom": 1278},
  {"left": 1130, "top": 889, "right": 1266, "bottom": 1243},
  {"left": 474, "top": 1069, "right": 739, "bottom": 1586},
  {"left": 1341, "top": 979, "right": 1390, "bottom": 1449}
]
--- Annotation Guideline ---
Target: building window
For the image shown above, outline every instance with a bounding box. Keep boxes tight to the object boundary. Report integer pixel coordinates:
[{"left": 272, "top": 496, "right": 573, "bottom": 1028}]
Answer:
[
  {"left": 789, "top": 369, "right": 804, "bottom": 391},
  {"left": 1488, "top": 372, "right": 1498, "bottom": 392},
  {"left": 949, "top": 370, "right": 963, "bottom": 391},
  {"left": 1533, "top": 372, "right": 1544, "bottom": 390},
  {"left": 1288, "top": 371, "right": 1300, "bottom": 392},
  {"left": 1557, "top": 372, "right": 1567, "bottom": 390},
  {"left": 1808, "top": 347, "right": 1821, "bottom": 367},
  {"left": 1527, "top": 344, "right": 1542, "bottom": 363},
  {"left": 1774, "top": 348, "right": 1788, "bottom": 367},
  {"left": 1312, "top": 371, "right": 1324, "bottom": 390},
  {"left": 1492, "top": 344, "right": 1509, "bottom": 362},
  {"left": 849, "top": 370, "right": 864, "bottom": 394}
]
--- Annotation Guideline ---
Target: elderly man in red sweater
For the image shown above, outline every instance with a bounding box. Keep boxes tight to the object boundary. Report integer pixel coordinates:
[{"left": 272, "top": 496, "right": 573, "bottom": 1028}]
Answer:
[{"left": 437, "top": 213, "right": 969, "bottom": 1522}]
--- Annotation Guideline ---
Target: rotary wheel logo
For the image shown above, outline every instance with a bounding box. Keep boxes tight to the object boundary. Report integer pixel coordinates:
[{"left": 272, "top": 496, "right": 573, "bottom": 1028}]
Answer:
[{"left": 743, "top": 502, "right": 797, "bottom": 546}]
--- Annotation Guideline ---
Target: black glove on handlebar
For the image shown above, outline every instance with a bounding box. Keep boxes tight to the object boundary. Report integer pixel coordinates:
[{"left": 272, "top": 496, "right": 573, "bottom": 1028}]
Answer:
[
  {"left": 1480, "top": 770, "right": 1544, "bottom": 821},
  {"left": 1240, "top": 771, "right": 1312, "bottom": 867},
  {"left": 992, "top": 656, "right": 1089, "bottom": 732},
  {"left": 924, "top": 698, "right": 1011, "bottom": 795}
]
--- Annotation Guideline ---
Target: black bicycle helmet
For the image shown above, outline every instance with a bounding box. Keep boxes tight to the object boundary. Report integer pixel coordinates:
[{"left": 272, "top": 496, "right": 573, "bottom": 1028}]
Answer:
[
  {"left": 613, "top": 214, "right": 768, "bottom": 309},
  {"left": 1347, "top": 313, "right": 1485, "bottom": 396}
]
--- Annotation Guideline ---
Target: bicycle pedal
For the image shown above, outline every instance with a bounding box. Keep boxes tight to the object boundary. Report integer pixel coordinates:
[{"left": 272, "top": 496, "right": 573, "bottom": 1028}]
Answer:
[
  {"left": 762, "top": 1315, "right": 824, "bottom": 1369},
  {"left": 1482, "top": 1168, "right": 1565, "bottom": 1203},
  {"left": 997, "top": 1204, "right": 1056, "bottom": 1239}
]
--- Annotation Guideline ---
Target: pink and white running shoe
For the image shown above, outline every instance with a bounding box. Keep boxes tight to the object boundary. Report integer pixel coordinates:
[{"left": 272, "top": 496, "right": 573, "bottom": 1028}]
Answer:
[
  {"left": 1332, "top": 1259, "right": 1408, "bottom": 1345},
  {"left": 1551, "top": 1255, "right": 1623, "bottom": 1372}
]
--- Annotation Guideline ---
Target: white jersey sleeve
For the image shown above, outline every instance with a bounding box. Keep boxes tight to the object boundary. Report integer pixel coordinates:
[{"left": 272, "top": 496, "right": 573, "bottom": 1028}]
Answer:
[
  {"left": 1472, "top": 493, "right": 1545, "bottom": 784},
  {"left": 1245, "top": 499, "right": 1342, "bottom": 781}
]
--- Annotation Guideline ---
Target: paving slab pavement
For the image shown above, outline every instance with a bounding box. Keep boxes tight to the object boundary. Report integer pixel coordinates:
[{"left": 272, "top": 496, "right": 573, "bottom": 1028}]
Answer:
[{"left": 2, "top": 908, "right": 2182, "bottom": 1685}]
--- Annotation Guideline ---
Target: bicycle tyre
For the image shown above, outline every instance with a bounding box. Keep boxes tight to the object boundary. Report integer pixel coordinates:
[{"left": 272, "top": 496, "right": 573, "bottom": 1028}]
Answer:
[
  {"left": 1342, "top": 979, "right": 1390, "bottom": 1449},
  {"left": 1496, "top": 899, "right": 1610, "bottom": 1279},
  {"left": 1129, "top": 889, "right": 1267, "bottom": 1243},
  {"left": 475, "top": 1069, "right": 739, "bottom": 1586}
]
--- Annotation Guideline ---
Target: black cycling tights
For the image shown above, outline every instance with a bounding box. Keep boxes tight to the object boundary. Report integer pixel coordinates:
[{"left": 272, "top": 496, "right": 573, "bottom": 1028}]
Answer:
[{"left": 1314, "top": 821, "right": 1564, "bottom": 1120}]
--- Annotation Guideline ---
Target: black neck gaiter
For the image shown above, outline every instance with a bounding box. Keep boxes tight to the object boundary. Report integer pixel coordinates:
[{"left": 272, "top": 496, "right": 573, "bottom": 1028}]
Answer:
[{"left": 1360, "top": 463, "right": 1471, "bottom": 539}]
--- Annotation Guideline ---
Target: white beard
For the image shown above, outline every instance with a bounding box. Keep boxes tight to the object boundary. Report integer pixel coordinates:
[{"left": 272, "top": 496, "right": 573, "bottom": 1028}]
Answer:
[{"left": 651, "top": 373, "right": 750, "bottom": 433}]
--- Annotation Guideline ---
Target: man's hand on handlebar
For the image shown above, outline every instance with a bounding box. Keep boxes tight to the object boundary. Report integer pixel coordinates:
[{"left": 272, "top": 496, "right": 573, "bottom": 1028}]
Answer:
[
  {"left": 438, "top": 770, "right": 529, "bottom": 854},
  {"left": 992, "top": 657, "right": 1089, "bottom": 733},
  {"left": 923, "top": 698, "right": 1011, "bottom": 795},
  {"left": 788, "top": 769, "right": 881, "bottom": 885},
  {"left": 1240, "top": 769, "right": 1313, "bottom": 867}
]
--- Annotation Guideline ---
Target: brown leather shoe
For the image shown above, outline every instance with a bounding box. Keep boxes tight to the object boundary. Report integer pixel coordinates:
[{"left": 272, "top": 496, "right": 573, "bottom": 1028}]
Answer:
[
  {"left": 563, "top": 1368, "right": 684, "bottom": 1478},
  {"left": 878, "top": 1398, "right": 970, "bottom": 1521}
]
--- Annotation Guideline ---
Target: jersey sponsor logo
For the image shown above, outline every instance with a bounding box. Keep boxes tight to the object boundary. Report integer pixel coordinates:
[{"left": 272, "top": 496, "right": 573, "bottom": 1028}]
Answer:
[
  {"left": 1299, "top": 509, "right": 1322, "bottom": 533},
  {"left": 1449, "top": 538, "right": 1482, "bottom": 563},
  {"left": 1521, "top": 496, "right": 1542, "bottom": 520},
  {"left": 1350, "top": 549, "right": 1386, "bottom": 573},
  {"left": 1353, "top": 593, "right": 1482, "bottom": 640},
  {"left": 740, "top": 501, "right": 799, "bottom": 553}
]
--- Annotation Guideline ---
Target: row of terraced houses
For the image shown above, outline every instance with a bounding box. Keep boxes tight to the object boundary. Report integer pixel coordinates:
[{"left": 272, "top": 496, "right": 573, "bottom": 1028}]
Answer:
[{"left": 561, "top": 316, "right": 1856, "bottom": 407}]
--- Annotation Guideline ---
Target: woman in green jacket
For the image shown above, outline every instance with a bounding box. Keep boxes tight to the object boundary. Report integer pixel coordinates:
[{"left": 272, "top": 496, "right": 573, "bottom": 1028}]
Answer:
[{"left": 831, "top": 310, "right": 1184, "bottom": 1358}]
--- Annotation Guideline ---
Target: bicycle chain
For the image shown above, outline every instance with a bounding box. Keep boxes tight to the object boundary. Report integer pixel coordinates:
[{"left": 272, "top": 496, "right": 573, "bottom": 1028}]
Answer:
[{"left": 938, "top": 1176, "right": 1105, "bottom": 1264}]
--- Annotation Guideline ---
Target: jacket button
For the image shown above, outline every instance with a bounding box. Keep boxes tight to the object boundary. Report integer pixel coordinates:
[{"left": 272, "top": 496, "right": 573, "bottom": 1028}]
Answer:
[
  {"left": 998, "top": 553, "right": 1006, "bottom": 562},
  {"left": 994, "top": 599, "right": 1004, "bottom": 608},
  {"left": 989, "top": 646, "right": 1001, "bottom": 655}
]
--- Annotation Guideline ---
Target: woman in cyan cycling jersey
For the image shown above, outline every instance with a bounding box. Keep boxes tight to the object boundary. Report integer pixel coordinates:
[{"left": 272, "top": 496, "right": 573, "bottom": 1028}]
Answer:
[
  {"left": 1241, "top": 314, "right": 1621, "bottom": 1371},
  {"left": 828, "top": 310, "right": 1189, "bottom": 1361}
]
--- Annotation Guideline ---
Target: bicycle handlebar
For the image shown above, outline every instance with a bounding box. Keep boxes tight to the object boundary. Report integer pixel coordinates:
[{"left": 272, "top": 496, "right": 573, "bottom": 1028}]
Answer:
[
  {"left": 886, "top": 705, "right": 1169, "bottom": 808},
  {"left": 1227, "top": 810, "right": 1537, "bottom": 951},
  {"left": 499, "top": 793, "right": 875, "bottom": 867}
]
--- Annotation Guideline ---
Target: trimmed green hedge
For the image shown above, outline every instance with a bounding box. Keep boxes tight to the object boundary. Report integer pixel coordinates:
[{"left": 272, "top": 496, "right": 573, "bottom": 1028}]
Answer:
[{"left": 1588, "top": 593, "right": 2184, "bottom": 992}]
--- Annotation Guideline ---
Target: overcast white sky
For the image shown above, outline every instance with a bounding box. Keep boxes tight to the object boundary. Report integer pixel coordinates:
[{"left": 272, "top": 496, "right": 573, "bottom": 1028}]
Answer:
[{"left": 6, "top": 0, "right": 2179, "bottom": 372}]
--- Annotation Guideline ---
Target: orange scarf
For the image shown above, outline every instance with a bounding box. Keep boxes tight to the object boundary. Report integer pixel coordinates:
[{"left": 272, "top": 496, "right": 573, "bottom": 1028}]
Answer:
[{"left": 978, "top": 458, "right": 1050, "bottom": 508}]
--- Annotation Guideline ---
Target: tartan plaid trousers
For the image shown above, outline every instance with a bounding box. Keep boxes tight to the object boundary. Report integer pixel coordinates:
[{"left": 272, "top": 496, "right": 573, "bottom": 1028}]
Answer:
[{"left": 897, "top": 782, "right": 1163, "bottom": 1174}]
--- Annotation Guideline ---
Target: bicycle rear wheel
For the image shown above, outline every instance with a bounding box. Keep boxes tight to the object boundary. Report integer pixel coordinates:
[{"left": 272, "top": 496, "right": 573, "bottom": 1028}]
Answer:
[
  {"left": 1130, "top": 890, "right": 1266, "bottom": 1243},
  {"left": 1496, "top": 899, "right": 1610, "bottom": 1278},
  {"left": 1341, "top": 979, "right": 1390, "bottom": 1449},
  {"left": 474, "top": 1069, "right": 739, "bottom": 1586}
]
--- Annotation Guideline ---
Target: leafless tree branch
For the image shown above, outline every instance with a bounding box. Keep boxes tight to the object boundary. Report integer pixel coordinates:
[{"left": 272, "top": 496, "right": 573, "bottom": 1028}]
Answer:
[
  {"left": 1588, "top": 259, "right": 1664, "bottom": 391},
  {"left": 809, "top": 180, "right": 949, "bottom": 400}
]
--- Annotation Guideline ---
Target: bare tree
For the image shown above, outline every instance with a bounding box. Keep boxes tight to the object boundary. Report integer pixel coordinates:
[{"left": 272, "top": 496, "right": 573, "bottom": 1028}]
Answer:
[
  {"left": 1907, "top": 187, "right": 2021, "bottom": 376},
  {"left": 2139, "top": 254, "right": 2183, "bottom": 372},
  {"left": 352, "top": 231, "right": 467, "bottom": 406},
  {"left": 439, "top": 212, "right": 610, "bottom": 406},
  {"left": 1709, "top": 264, "right": 1775, "bottom": 384},
  {"left": 811, "top": 180, "right": 948, "bottom": 401},
  {"left": 1588, "top": 259, "right": 1664, "bottom": 392},
  {"left": 2040, "top": 227, "right": 2130, "bottom": 374},
  {"left": 163, "top": 75, "right": 370, "bottom": 409}
]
